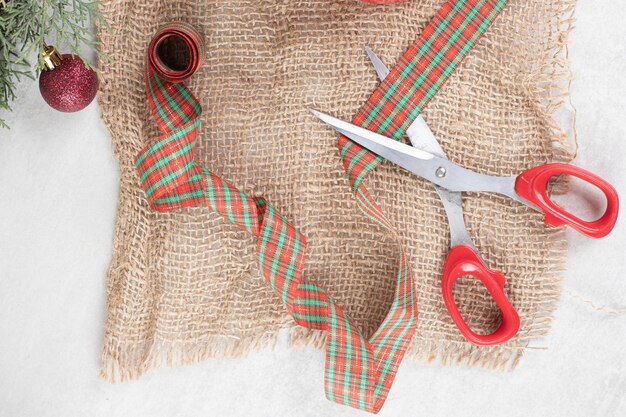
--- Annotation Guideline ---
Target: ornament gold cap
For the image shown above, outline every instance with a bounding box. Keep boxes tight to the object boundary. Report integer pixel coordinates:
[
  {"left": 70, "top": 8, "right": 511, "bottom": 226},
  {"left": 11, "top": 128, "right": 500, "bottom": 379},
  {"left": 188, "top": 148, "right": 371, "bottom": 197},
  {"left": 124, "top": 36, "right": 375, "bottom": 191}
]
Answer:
[{"left": 41, "top": 44, "right": 63, "bottom": 71}]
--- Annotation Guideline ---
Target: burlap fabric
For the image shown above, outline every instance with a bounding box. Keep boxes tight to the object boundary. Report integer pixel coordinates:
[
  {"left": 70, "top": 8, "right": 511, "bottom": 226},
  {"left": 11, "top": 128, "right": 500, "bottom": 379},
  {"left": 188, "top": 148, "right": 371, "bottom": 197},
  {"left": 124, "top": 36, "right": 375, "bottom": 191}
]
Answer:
[{"left": 98, "top": 0, "right": 576, "bottom": 381}]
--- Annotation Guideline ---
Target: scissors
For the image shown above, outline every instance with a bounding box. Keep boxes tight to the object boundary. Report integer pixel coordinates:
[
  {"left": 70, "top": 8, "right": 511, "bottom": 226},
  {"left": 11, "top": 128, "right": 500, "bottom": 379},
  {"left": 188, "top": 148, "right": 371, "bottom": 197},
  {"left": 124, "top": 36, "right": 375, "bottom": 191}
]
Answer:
[{"left": 311, "top": 47, "right": 619, "bottom": 346}]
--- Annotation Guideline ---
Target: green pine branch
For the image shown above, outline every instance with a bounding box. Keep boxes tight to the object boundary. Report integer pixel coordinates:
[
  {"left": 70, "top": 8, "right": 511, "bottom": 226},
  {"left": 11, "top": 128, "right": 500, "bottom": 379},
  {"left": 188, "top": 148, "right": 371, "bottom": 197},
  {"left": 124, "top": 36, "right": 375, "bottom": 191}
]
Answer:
[{"left": 0, "top": 0, "right": 109, "bottom": 129}]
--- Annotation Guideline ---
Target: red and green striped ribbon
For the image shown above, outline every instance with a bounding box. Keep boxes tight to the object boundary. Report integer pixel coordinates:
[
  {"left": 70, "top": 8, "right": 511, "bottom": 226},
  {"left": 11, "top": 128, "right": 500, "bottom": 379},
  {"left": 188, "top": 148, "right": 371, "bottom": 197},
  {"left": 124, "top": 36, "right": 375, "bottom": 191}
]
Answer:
[{"left": 135, "top": 1, "right": 507, "bottom": 412}]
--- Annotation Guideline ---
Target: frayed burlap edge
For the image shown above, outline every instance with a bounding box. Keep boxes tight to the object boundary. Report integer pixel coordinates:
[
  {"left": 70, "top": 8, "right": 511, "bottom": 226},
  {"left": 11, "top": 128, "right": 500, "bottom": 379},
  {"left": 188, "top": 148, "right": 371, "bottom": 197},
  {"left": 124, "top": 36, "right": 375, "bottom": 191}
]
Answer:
[{"left": 97, "top": 0, "right": 578, "bottom": 382}]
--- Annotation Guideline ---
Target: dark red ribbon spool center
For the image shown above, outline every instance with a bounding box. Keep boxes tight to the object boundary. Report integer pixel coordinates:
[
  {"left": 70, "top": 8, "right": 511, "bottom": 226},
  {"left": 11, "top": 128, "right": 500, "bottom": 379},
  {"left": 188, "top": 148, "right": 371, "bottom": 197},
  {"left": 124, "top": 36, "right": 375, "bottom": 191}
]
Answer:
[{"left": 149, "top": 27, "right": 201, "bottom": 82}]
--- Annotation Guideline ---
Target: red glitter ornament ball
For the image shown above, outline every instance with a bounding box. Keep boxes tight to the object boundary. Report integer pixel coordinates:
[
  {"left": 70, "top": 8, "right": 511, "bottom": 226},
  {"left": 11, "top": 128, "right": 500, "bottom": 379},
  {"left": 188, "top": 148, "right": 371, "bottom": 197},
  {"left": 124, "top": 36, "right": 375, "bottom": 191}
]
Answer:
[{"left": 39, "top": 54, "right": 99, "bottom": 112}]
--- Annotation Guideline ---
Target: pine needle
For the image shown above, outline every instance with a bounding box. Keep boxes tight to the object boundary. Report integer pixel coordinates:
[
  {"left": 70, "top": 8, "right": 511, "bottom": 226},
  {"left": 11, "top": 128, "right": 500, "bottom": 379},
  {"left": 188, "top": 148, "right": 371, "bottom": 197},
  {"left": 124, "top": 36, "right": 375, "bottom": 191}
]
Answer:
[{"left": 0, "top": 0, "right": 109, "bottom": 128}]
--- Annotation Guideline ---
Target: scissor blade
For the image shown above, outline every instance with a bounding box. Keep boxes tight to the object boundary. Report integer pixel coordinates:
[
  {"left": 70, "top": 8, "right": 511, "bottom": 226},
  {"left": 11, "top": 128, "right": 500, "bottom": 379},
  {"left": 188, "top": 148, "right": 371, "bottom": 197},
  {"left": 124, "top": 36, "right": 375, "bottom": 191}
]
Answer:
[
  {"left": 406, "top": 115, "right": 446, "bottom": 158},
  {"left": 310, "top": 109, "right": 434, "bottom": 162},
  {"left": 364, "top": 46, "right": 390, "bottom": 80},
  {"left": 364, "top": 47, "right": 446, "bottom": 158}
]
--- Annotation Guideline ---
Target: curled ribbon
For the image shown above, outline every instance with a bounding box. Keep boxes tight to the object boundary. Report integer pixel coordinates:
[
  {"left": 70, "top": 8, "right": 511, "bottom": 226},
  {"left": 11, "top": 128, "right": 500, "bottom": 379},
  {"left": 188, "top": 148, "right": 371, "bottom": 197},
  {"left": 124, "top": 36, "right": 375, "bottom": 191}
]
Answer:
[
  {"left": 136, "top": 1, "right": 508, "bottom": 410},
  {"left": 136, "top": 22, "right": 414, "bottom": 413}
]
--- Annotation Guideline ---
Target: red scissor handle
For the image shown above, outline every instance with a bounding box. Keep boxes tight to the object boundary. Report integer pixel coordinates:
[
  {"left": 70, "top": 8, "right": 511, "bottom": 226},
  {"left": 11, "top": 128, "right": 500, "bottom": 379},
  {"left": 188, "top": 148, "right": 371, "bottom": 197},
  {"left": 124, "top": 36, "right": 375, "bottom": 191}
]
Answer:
[
  {"left": 515, "top": 163, "right": 619, "bottom": 238},
  {"left": 442, "top": 245, "right": 520, "bottom": 346}
]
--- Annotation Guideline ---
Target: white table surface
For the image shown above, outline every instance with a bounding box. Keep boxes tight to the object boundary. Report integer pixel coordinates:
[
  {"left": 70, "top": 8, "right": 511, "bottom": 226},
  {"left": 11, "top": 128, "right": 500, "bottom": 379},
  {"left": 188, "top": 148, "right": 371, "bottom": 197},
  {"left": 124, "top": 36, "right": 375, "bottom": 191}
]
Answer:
[{"left": 1, "top": 1, "right": 625, "bottom": 415}]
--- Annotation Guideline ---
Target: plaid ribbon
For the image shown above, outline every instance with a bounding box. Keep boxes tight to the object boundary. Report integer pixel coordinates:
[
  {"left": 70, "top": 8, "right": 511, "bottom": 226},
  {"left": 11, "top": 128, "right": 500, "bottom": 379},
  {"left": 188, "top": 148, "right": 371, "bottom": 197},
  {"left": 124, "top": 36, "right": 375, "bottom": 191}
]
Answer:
[{"left": 135, "top": 2, "right": 507, "bottom": 412}]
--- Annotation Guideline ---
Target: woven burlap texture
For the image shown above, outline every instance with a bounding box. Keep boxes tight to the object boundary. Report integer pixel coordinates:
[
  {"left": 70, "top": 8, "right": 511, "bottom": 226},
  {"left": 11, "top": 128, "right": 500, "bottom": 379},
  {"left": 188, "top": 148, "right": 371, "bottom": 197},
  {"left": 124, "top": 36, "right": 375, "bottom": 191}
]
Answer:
[{"left": 98, "top": 0, "right": 577, "bottom": 381}]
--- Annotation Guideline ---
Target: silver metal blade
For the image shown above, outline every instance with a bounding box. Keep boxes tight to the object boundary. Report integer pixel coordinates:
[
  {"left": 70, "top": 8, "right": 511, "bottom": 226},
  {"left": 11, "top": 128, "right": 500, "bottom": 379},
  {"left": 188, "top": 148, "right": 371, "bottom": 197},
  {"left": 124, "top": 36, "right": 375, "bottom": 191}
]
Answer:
[
  {"left": 406, "top": 116, "right": 446, "bottom": 158},
  {"left": 310, "top": 109, "right": 434, "bottom": 161},
  {"left": 364, "top": 46, "right": 390, "bottom": 80},
  {"left": 364, "top": 46, "right": 446, "bottom": 158}
]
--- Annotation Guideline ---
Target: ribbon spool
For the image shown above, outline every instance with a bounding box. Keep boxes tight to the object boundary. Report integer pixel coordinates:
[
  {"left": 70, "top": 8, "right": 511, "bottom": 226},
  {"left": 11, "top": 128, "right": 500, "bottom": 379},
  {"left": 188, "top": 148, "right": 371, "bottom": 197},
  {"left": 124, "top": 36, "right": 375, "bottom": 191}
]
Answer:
[{"left": 148, "top": 23, "right": 203, "bottom": 82}]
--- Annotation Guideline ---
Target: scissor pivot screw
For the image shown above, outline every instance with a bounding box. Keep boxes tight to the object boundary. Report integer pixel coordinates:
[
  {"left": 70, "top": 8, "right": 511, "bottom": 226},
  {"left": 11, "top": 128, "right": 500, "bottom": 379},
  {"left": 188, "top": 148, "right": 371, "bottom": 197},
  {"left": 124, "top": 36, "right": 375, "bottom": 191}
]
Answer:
[{"left": 436, "top": 167, "right": 447, "bottom": 178}]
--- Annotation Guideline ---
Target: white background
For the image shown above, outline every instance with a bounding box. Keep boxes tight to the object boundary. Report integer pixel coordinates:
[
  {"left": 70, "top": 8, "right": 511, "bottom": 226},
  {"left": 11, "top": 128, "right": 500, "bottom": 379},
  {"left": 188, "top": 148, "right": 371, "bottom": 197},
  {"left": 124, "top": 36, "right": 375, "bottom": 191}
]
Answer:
[{"left": 1, "top": 1, "right": 625, "bottom": 415}]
